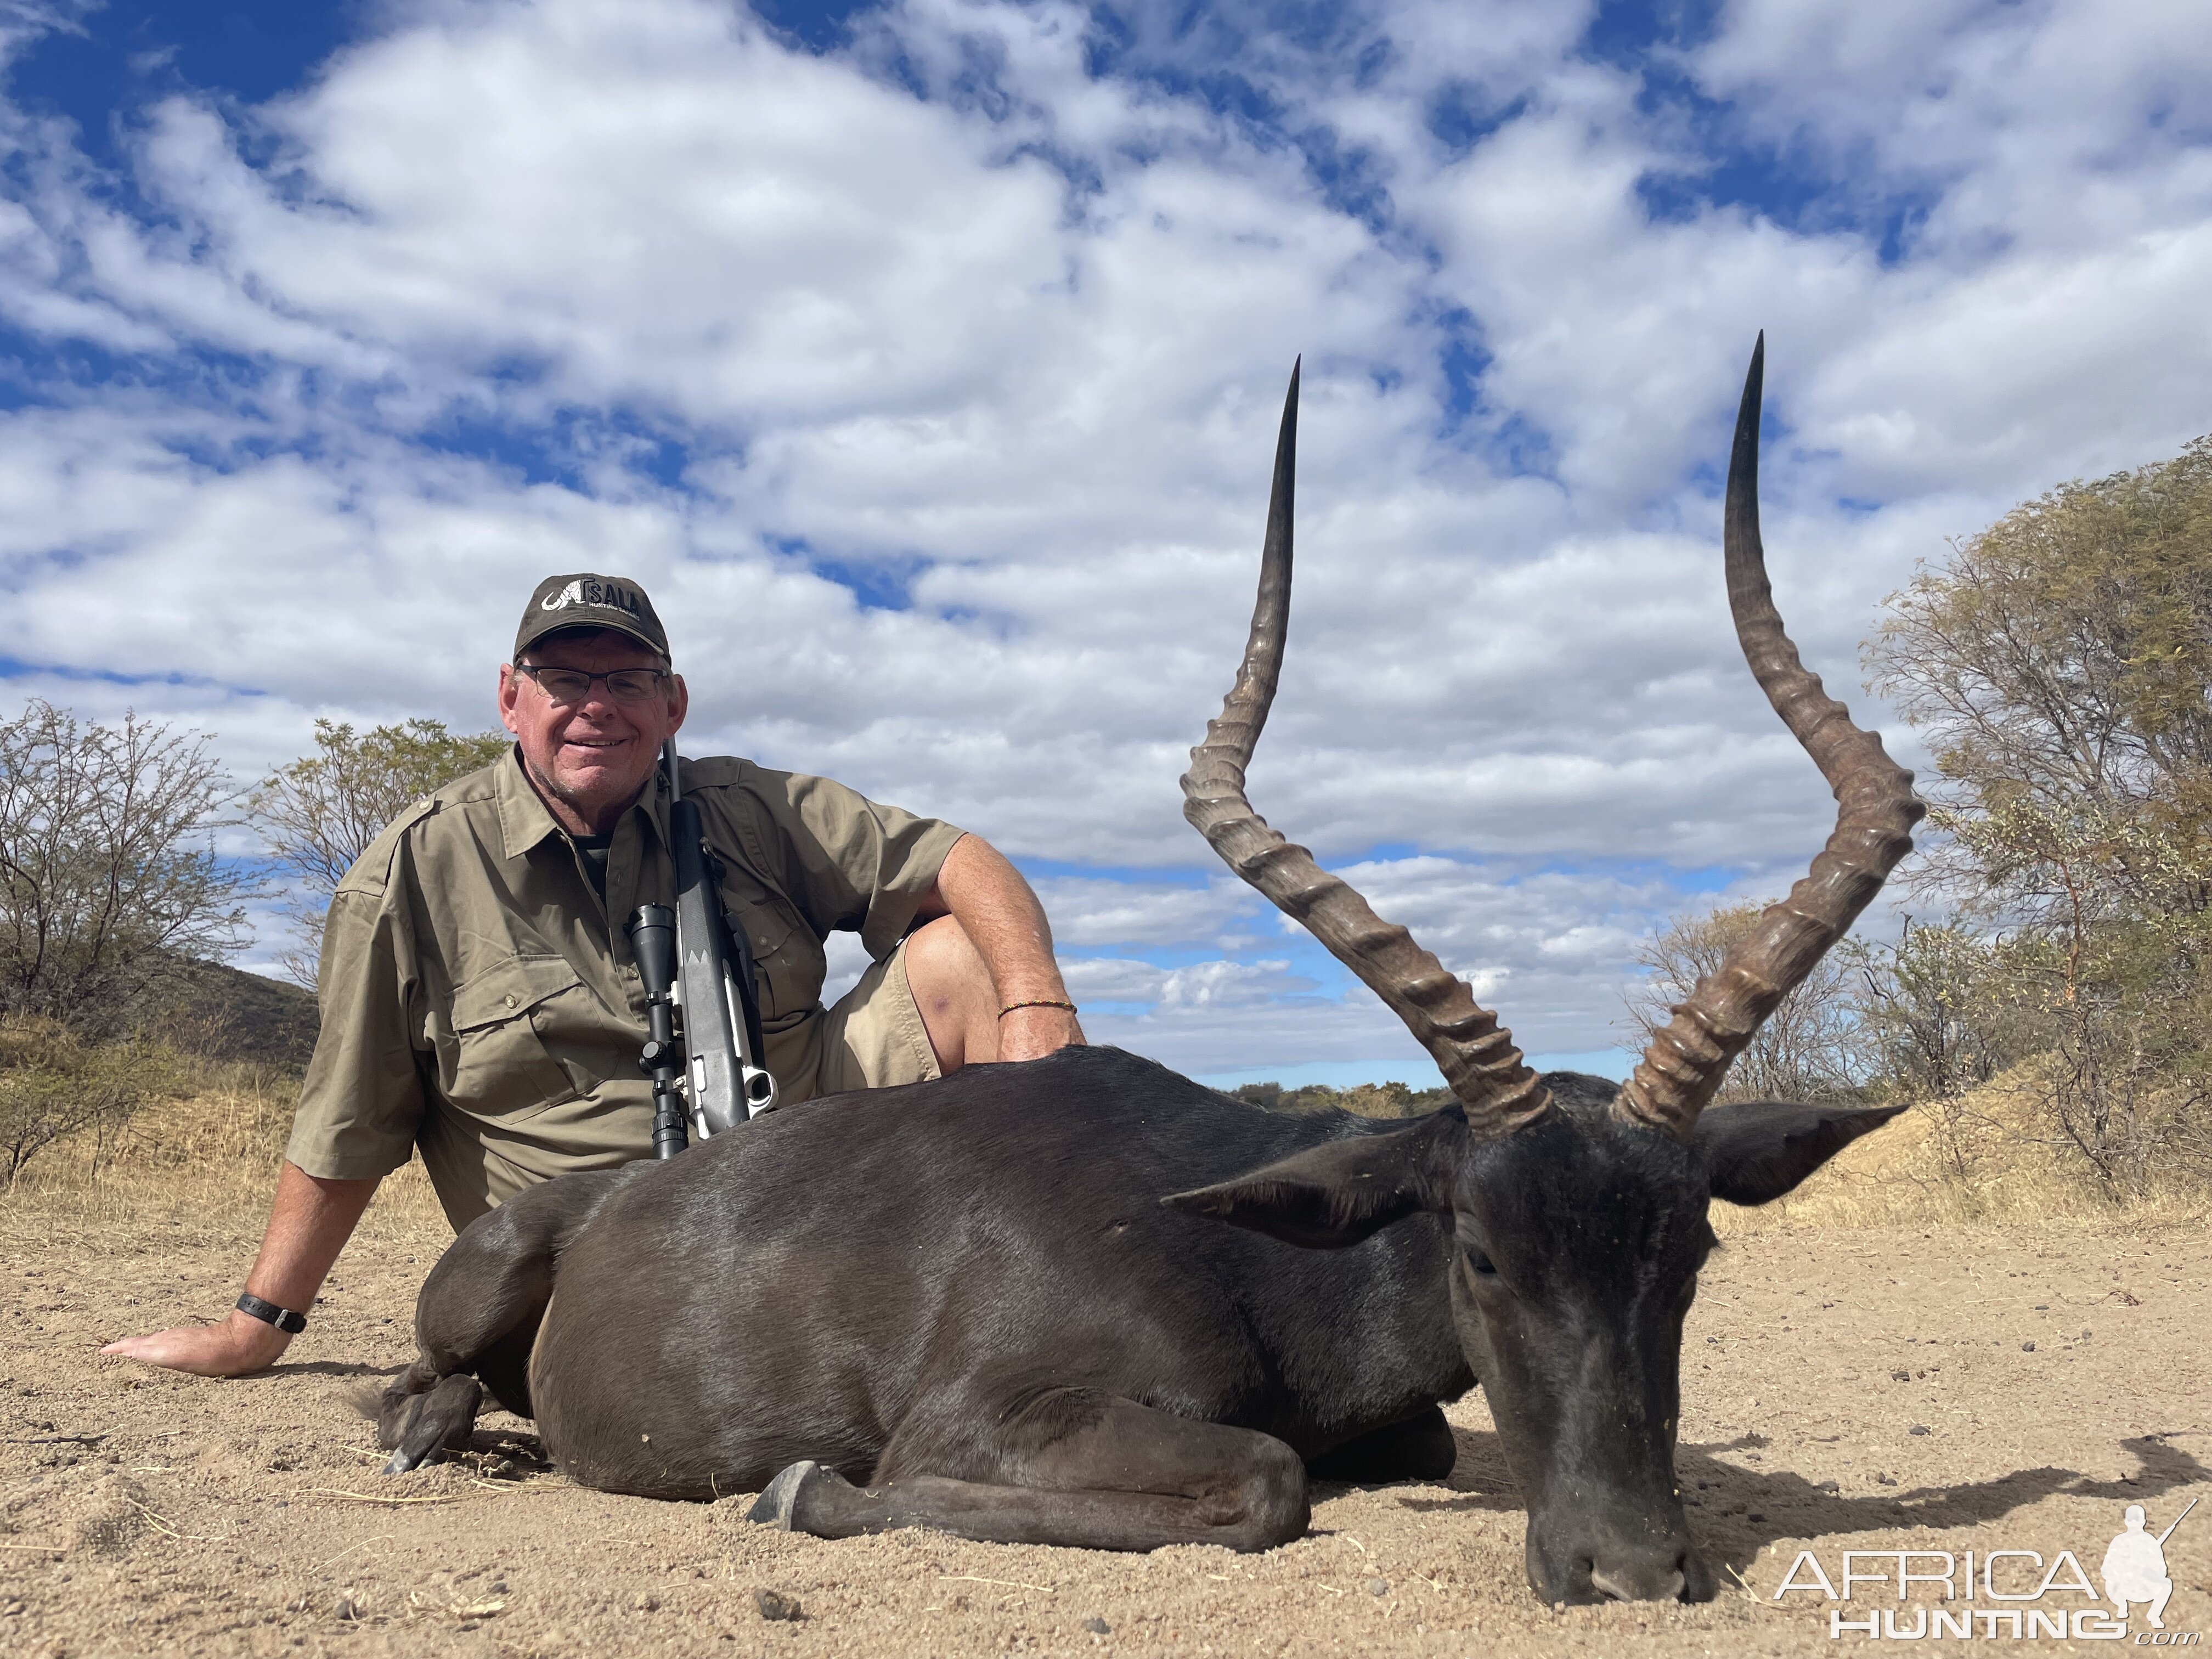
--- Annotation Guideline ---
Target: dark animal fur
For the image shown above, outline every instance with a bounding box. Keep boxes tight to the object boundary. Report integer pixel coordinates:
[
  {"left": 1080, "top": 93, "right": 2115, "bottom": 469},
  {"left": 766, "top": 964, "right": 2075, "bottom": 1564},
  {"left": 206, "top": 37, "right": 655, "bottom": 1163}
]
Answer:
[{"left": 375, "top": 1045, "right": 1897, "bottom": 1596}]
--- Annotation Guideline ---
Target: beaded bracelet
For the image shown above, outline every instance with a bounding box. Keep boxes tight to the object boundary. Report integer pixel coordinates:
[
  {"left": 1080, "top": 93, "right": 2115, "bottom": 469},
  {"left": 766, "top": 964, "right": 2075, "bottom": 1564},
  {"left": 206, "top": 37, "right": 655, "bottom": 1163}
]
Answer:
[{"left": 998, "top": 998, "right": 1078, "bottom": 1019}]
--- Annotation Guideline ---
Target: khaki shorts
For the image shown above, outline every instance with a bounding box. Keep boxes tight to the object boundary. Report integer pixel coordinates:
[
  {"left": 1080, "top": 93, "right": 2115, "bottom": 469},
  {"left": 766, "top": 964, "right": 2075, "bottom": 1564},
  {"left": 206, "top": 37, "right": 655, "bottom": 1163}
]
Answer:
[
  {"left": 428, "top": 939, "right": 940, "bottom": 1229},
  {"left": 765, "top": 937, "right": 944, "bottom": 1104}
]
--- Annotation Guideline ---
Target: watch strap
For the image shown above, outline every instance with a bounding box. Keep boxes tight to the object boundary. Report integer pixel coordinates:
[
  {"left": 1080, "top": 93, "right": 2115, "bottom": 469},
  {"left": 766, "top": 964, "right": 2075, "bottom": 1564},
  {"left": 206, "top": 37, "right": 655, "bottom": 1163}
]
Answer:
[{"left": 235, "top": 1292, "right": 308, "bottom": 1334}]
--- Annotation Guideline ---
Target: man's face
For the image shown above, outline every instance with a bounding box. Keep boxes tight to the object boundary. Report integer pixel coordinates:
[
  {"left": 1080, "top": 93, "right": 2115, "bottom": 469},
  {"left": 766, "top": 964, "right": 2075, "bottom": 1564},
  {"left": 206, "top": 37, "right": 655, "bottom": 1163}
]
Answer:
[{"left": 499, "top": 628, "right": 688, "bottom": 832}]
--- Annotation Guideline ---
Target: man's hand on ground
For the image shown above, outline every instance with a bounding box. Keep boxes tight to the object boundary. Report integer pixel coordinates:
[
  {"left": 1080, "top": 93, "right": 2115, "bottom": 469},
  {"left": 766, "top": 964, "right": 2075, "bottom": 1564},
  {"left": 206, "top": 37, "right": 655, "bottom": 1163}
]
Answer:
[
  {"left": 101, "top": 1310, "right": 293, "bottom": 1378},
  {"left": 996, "top": 1003, "right": 1086, "bottom": 1063},
  {"left": 103, "top": 1163, "right": 381, "bottom": 1378}
]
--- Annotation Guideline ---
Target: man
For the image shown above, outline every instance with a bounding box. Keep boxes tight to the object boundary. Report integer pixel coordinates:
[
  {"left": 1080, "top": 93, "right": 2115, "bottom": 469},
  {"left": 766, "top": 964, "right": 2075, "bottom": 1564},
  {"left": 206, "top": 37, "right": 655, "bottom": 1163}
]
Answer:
[
  {"left": 106, "top": 573, "right": 1083, "bottom": 1377},
  {"left": 2102, "top": 1504, "right": 2176, "bottom": 1629}
]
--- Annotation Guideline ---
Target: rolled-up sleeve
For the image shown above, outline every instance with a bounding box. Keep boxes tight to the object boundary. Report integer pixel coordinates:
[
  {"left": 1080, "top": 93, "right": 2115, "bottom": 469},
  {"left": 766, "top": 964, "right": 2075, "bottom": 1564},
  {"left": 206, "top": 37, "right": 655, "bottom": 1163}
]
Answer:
[
  {"left": 284, "top": 885, "right": 428, "bottom": 1181},
  {"left": 765, "top": 774, "right": 966, "bottom": 960}
]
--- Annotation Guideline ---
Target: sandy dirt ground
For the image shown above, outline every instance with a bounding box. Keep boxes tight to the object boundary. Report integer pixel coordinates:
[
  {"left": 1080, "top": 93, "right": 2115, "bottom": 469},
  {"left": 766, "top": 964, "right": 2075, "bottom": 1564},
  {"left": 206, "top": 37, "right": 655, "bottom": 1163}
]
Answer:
[{"left": 3, "top": 1212, "right": 2208, "bottom": 1658}]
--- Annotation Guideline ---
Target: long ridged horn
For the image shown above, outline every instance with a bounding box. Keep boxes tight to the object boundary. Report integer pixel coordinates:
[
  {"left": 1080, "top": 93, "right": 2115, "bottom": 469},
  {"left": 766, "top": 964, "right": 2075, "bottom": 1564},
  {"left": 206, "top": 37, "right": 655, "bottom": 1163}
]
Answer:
[
  {"left": 1613, "top": 335, "right": 1925, "bottom": 1141},
  {"left": 1181, "top": 361, "right": 1552, "bottom": 1138}
]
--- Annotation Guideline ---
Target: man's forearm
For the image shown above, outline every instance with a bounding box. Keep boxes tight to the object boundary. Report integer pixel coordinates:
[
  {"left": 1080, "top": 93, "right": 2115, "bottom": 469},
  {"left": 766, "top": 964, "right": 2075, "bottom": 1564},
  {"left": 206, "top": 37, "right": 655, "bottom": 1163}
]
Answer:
[
  {"left": 928, "top": 834, "right": 1073, "bottom": 1005},
  {"left": 918, "top": 834, "right": 1085, "bottom": 1063},
  {"left": 246, "top": 1160, "right": 383, "bottom": 1310}
]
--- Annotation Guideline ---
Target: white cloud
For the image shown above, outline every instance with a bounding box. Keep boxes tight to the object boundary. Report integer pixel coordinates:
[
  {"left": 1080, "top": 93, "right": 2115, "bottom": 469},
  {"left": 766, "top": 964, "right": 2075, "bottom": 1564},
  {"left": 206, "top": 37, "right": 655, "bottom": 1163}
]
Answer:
[
  {"left": 0, "top": 0, "right": 2204, "bottom": 1085},
  {"left": 1696, "top": 0, "right": 2212, "bottom": 258},
  {"left": 1029, "top": 874, "right": 1263, "bottom": 948}
]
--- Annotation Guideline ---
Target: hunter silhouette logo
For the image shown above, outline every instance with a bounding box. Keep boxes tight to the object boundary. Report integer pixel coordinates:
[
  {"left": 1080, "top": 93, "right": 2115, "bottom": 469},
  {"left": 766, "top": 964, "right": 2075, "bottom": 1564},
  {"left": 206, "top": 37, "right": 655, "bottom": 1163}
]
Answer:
[
  {"left": 540, "top": 578, "right": 644, "bottom": 616},
  {"left": 2106, "top": 1500, "right": 2193, "bottom": 1630},
  {"left": 1773, "top": 1497, "right": 2197, "bottom": 1641}
]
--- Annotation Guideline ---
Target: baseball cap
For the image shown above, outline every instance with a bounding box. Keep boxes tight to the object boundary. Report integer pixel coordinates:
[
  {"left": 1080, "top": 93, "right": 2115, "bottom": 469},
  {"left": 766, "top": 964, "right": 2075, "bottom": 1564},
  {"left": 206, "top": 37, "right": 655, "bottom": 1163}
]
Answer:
[{"left": 514, "top": 573, "right": 670, "bottom": 662}]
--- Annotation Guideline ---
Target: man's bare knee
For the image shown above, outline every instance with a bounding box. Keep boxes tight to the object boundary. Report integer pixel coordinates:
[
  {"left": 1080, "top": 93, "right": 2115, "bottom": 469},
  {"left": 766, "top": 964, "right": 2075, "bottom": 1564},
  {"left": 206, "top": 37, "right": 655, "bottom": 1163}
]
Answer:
[{"left": 904, "top": 915, "right": 999, "bottom": 1071}]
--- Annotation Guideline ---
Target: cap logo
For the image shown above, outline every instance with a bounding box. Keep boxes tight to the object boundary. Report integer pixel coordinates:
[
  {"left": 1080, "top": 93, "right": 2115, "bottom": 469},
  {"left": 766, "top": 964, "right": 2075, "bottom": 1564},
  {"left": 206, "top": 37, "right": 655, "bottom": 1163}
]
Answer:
[{"left": 540, "top": 578, "right": 644, "bottom": 617}]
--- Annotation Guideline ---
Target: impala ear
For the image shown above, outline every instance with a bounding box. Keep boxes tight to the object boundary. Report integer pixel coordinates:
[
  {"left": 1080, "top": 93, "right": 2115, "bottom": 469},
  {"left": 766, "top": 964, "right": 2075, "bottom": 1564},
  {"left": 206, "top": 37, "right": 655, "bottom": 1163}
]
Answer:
[
  {"left": 1695, "top": 1100, "right": 1906, "bottom": 1206},
  {"left": 1163, "top": 1110, "right": 1465, "bottom": 1249}
]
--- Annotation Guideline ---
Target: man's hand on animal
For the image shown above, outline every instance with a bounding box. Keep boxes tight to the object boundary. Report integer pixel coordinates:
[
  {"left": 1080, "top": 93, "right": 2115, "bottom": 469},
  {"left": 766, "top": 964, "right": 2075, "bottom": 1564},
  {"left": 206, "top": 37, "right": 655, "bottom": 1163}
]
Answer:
[
  {"left": 104, "top": 571, "right": 1076, "bottom": 1379},
  {"left": 905, "top": 834, "right": 1087, "bottom": 1067}
]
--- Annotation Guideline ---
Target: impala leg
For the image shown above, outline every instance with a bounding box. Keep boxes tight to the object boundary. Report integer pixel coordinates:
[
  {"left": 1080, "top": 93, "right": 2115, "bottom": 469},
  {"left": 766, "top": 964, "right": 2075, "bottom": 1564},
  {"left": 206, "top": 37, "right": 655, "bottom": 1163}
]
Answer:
[
  {"left": 749, "top": 1387, "right": 1308, "bottom": 1553},
  {"left": 1305, "top": 1403, "right": 1457, "bottom": 1483},
  {"left": 380, "top": 1372, "right": 485, "bottom": 1473},
  {"left": 371, "top": 1167, "right": 633, "bottom": 1470}
]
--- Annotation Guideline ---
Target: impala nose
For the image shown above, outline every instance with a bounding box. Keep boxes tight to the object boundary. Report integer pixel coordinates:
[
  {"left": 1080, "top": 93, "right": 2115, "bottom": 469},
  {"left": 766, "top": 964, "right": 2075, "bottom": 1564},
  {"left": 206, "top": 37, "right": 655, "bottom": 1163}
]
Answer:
[
  {"left": 1534, "top": 1532, "right": 1712, "bottom": 1605},
  {"left": 1527, "top": 1480, "right": 1716, "bottom": 1603},
  {"left": 1590, "top": 1561, "right": 1687, "bottom": 1602},
  {"left": 1582, "top": 1537, "right": 1713, "bottom": 1604}
]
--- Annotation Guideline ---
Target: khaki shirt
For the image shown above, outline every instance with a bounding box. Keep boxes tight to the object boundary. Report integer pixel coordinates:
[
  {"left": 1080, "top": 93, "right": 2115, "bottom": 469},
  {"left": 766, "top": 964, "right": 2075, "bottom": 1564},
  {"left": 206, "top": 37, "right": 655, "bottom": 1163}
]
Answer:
[{"left": 285, "top": 749, "right": 964, "bottom": 1192}]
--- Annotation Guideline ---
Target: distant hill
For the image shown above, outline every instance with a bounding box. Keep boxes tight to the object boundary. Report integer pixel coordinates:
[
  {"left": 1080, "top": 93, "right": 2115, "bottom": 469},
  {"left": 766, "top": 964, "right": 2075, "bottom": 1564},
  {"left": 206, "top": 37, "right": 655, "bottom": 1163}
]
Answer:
[
  {"left": 1229, "top": 1071, "right": 1624, "bottom": 1118},
  {"left": 121, "top": 957, "right": 320, "bottom": 1069},
  {"left": 1228, "top": 1080, "right": 1453, "bottom": 1118}
]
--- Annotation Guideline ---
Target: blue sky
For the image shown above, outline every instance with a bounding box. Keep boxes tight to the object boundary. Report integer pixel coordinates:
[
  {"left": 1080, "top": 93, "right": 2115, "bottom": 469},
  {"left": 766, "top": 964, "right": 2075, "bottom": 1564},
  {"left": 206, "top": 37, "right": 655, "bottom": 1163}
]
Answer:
[{"left": 3, "top": 0, "right": 2208, "bottom": 1088}]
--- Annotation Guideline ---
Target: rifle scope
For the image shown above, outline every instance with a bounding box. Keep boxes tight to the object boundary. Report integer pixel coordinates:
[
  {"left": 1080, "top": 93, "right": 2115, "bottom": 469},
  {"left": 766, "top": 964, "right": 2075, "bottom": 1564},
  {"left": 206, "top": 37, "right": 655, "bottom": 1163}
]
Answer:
[{"left": 627, "top": 902, "right": 689, "bottom": 1158}]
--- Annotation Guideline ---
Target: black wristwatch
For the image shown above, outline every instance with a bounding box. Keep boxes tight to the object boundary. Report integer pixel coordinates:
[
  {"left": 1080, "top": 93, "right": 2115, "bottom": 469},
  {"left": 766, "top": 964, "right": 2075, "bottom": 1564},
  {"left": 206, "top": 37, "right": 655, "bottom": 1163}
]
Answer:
[{"left": 235, "top": 1293, "right": 308, "bottom": 1334}]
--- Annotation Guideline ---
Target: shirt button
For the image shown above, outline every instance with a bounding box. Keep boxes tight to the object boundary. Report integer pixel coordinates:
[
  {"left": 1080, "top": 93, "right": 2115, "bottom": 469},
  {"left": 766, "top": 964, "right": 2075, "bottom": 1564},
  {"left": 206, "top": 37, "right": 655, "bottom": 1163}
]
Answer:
[{"left": 504, "top": 994, "right": 518, "bottom": 1009}]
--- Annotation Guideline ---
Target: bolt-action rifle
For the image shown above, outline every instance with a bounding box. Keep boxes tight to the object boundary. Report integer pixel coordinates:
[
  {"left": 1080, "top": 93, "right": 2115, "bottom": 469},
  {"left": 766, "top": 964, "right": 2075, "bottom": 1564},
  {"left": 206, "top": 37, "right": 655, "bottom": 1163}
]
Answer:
[{"left": 625, "top": 741, "right": 777, "bottom": 1156}]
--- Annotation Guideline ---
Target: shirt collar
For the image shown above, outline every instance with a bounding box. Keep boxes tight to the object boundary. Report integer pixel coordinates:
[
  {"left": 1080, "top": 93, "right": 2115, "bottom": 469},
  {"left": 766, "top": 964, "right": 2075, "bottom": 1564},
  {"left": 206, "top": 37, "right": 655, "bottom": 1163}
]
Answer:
[{"left": 495, "top": 746, "right": 673, "bottom": 862}]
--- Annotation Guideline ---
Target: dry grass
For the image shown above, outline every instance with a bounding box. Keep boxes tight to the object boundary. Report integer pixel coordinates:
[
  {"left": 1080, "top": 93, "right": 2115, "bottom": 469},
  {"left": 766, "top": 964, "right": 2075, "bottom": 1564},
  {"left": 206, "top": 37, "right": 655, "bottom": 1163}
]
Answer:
[
  {"left": 0, "top": 1045, "right": 444, "bottom": 1245},
  {"left": 8, "top": 1043, "right": 2206, "bottom": 1248},
  {"left": 1717, "top": 1066, "right": 2212, "bottom": 1235}
]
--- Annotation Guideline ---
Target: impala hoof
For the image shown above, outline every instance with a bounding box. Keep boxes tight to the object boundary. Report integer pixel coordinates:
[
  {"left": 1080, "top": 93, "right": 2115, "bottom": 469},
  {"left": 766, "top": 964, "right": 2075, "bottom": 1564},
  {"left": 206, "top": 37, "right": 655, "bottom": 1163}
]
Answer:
[{"left": 749, "top": 1460, "right": 828, "bottom": 1529}]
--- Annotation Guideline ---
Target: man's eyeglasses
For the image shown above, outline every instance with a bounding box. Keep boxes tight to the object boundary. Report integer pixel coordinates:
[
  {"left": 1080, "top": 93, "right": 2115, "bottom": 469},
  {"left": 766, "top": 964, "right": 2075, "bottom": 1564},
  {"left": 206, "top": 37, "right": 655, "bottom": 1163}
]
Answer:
[{"left": 514, "top": 664, "right": 672, "bottom": 706}]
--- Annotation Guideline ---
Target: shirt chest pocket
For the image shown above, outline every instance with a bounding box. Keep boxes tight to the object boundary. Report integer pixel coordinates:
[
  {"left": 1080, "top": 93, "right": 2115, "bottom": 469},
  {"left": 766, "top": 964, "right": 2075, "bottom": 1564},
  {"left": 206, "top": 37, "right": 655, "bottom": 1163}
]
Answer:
[
  {"left": 724, "top": 893, "right": 823, "bottom": 1026},
  {"left": 447, "top": 955, "right": 588, "bottom": 1121}
]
